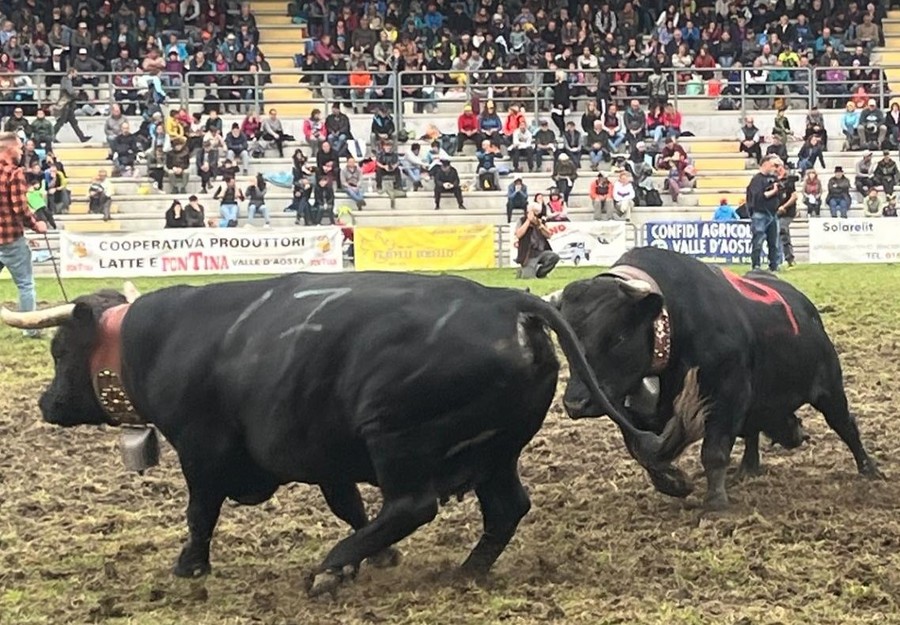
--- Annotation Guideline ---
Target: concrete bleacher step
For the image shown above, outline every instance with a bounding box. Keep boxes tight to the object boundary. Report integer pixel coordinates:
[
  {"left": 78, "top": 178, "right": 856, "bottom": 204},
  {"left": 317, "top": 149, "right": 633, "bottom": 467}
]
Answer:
[
  {"left": 259, "top": 41, "right": 304, "bottom": 56},
  {"left": 265, "top": 56, "right": 297, "bottom": 70},
  {"left": 60, "top": 220, "right": 123, "bottom": 232},
  {"left": 54, "top": 146, "right": 109, "bottom": 161},
  {"left": 258, "top": 25, "right": 306, "bottom": 44},
  {"left": 254, "top": 13, "right": 295, "bottom": 26},
  {"left": 884, "top": 20, "right": 900, "bottom": 37}
]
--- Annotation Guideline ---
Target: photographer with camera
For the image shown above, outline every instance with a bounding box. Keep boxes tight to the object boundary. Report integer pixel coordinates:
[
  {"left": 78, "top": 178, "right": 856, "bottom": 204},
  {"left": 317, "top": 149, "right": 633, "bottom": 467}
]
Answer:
[
  {"left": 514, "top": 201, "right": 559, "bottom": 280},
  {"left": 745, "top": 154, "right": 783, "bottom": 272},
  {"left": 776, "top": 163, "right": 799, "bottom": 268}
]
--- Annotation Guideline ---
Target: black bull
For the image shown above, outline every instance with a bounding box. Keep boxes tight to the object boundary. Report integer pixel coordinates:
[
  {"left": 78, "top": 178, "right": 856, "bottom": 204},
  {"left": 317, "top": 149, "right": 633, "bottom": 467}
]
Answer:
[
  {"left": 557, "top": 247, "right": 883, "bottom": 510},
  {"left": 3, "top": 272, "right": 683, "bottom": 596}
]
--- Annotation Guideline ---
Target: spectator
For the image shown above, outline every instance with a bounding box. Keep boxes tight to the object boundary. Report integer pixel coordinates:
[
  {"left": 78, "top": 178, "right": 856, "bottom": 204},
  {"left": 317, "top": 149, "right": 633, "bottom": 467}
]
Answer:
[
  {"left": 195, "top": 140, "right": 219, "bottom": 193},
  {"left": 856, "top": 152, "right": 875, "bottom": 194},
  {"left": 509, "top": 120, "right": 534, "bottom": 173},
  {"left": 863, "top": 188, "right": 883, "bottom": 218},
  {"left": 841, "top": 102, "right": 861, "bottom": 150},
  {"left": 261, "top": 108, "right": 288, "bottom": 157},
  {"left": 88, "top": 169, "right": 113, "bottom": 221},
  {"left": 738, "top": 116, "right": 763, "bottom": 164},
  {"left": 612, "top": 171, "right": 636, "bottom": 221},
  {"left": 797, "top": 135, "right": 826, "bottom": 176},
  {"left": 370, "top": 106, "right": 396, "bottom": 147},
  {"left": 713, "top": 198, "right": 741, "bottom": 221},
  {"left": 561, "top": 121, "right": 582, "bottom": 168},
  {"left": 400, "top": 143, "right": 428, "bottom": 191},
  {"left": 550, "top": 70, "right": 571, "bottom": 135},
  {"left": 776, "top": 162, "right": 798, "bottom": 268},
  {"left": 514, "top": 202, "right": 558, "bottom": 280},
  {"left": 552, "top": 153, "right": 578, "bottom": 205},
  {"left": 31, "top": 110, "right": 53, "bottom": 152},
  {"left": 5, "top": 107, "right": 30, "bottom": 138},
  {"left": 479, "top": 100, "right": 503, "bottom": 148},
  {"left": 52, "top": 68, "right": 91, "bottom": 143},
  {"left": 225, "top": 123, "right": 250, "bottom": 175},
  {"left": 503, "top": 105, "right": 526, "bottom": 142},
  {"left": 110, "top": 122, "right": 139, "bottom": 176},
  {"left": 590, "top": 172, "right": 614, "bottom": 220},
  {"left": 241, "top": 111, "right": 263, "bottom": 156},
  {"left": 858, "top": 99, "right": 887, "bottom": 150},
  {"left": 474, "top": 139, "right": 501, "bottom": 191},
  {"left": 184, "top": 195, "right": 206, "bottom": 228},
  {"left": 341, "top": 156, "right": 366, "bottom": 210},
  {"left": 602, "top": 103, "right": 625, "bottom": 153},
  {"left": 623, "top": 100, "right": 647, "bottom": 148},
  {"left": 313, "top": 175, "right": 336, "bottom": 225},
  {"left": 291, "top": 173, "right": 315, "bottom": 226},
  {"left": 166, "top": 135, "right": 191, "bottom": 194},
  {"left": 545, "top": 188, "right": 569, "bottom": 222},
  {"left": 826, "top": 166, "right": 852, "bottom": 218},
  {"left": 433, "top": 158, "right": 465, "bottom": 210},
  {"left": 165, "top": 200, "right": 187, "bottom": 228},
  {"left": 533, "top": 118, "right": 557, "bottom": 172},
  {"left": 456, "top": 103, "right": 481, "bottom": 153},
  {"left": 325, "top": 102, "right": 353, "bottom": 156},
  {"left": 245, "top": 174, "right": 270, "bottom": 227},
  {"left": 302, "top": 108, "right": 325, "bottom": 156},
  {"left": 884, "top": 195, "right": 898, "bottom": 217},
  {"left": 26, "top": 178, "right": 55, "bottom": 229},
  {"left": 104, "top": 104, "right": 126, "bottom": 148},
  {"left": 772, "top": 108, "right": 794, "bottom": 145},
  {"left": 316, "top": 141, "right": 340, "bottom": 188},
  {"left": 506, "top": 178, "right": 529, "bottom": 222},
  {"left": 45, "top": 164, "right": 69, "bottom": 215},
  {"left": 873, "top": 151, "right": 900, "bottom": 196},
  {"left": 349, "top": 61, "right": 373, "bottom": 113},
  {"left": 213, "top": 176, "right": 244, "bottom": 227}
]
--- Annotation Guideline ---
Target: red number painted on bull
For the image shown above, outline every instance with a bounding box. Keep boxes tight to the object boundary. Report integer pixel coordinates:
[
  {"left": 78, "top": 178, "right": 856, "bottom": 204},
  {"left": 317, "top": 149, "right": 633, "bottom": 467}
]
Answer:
[{"left": 721, "top": 270, "right": 800, "bottom": 335}]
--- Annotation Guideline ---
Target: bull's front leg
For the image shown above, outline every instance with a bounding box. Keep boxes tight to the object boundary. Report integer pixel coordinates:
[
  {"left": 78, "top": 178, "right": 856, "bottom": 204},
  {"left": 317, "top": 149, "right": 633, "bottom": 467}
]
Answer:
[
  {"left": 737, "top": 431, "right": 763, "bottom": 479},
  {"left": 701, "top": 373, "right": 750, "bottom": 511},
  {"left": 173, "top": 478, "right": 225, "bottom": 578}
]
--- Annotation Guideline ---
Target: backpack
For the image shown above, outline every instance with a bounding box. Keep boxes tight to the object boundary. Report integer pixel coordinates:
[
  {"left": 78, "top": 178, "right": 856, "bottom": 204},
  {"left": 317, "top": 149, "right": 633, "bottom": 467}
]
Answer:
[{"left": 645, "top": 189, "right": 663, "bottom": 206}]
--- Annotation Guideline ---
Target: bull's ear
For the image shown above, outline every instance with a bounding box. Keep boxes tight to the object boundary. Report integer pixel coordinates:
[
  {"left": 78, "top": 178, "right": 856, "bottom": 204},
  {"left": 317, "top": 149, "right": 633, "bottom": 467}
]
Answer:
[
  {"left": 123, "top": 281, "right": 141, "bottom": 303},
  {"left": 634, "top": 292, "right": 664, "bottom": 326},
  {"left": 72, "top": 302, "right": 96, "bottom": 324}
]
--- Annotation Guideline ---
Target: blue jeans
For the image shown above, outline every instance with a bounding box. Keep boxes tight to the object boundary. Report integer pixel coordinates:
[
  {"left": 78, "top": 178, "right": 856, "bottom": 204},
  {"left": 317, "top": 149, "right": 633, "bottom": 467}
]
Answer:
[
  {"left": 750, "top": 211, "right": 780, "bottom": 271},
  {"left": 829, "top": 197, "right": 849, "bottom": 218},
  {"left": 248, "top": 203, "right": 269, "bottom": 224},
  {"left": 219, "top": 202, "right": 239, "bottom": 227},
  {"left": 345, "top": 186, "right": 365, "bottom": 206},
  {"left": 0, "top": 237, "right": 37, "bottom": 336}
]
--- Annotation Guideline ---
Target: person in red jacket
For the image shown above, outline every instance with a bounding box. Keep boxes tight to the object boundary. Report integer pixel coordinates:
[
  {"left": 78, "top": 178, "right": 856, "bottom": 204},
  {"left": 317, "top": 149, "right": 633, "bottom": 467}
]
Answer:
[
  {"left": 456, "top": 103, "right": 482, "bottom": 153},
  {"left": 503, "top": 104, "right": 525, "bottom": 142}
]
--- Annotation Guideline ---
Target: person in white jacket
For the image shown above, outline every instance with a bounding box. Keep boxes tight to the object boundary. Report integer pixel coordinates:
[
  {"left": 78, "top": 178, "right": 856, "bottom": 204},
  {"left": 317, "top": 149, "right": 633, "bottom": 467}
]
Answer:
[
  {"left": 509, "top": 120, "right": 534, "bottom": 172},
  {"left": 612, "top": 170, "right": 635, "bottom": 220}
]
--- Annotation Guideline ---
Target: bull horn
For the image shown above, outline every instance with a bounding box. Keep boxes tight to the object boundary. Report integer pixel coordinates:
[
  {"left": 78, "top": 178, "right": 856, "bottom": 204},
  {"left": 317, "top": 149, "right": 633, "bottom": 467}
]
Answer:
[
  {"left": 123, "top": 281, "right": 141, "bottom": 303},
  {"left": 0, "top": 304, "right": 76, "bottom": 329},
  {"left": 542, "top": 289, "right": 564, "bottom": 307},
  {"left": 618, "top": 279, "right": 653, "bottom": 300}
]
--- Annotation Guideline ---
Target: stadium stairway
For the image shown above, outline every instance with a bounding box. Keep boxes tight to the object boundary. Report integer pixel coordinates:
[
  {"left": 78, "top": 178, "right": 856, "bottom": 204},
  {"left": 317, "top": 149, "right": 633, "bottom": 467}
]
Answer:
[
  {"left": 883, "top": 10, "right": 900, "bottom": 94},
  {"left": 252, "top": 0, "right": 313, "bottom": 118}
]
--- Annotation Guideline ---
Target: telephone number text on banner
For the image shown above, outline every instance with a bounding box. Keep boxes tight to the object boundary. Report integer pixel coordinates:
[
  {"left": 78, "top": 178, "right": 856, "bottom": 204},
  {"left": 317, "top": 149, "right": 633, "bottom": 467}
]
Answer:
[
  {"left": 645, "top": 221, "right": 754, "bottom": 264},
  {"left": 354, "top": 225, "right": 495, "bottom": 271},
  {"left": 508, "top": 220, "right": 628, "bottom": 267},
  {"left": 60, "top": 228, "right": 345, "bottom": 277},
  {"left": 808, "top": 218, "right": 900, "bottom": 263}
]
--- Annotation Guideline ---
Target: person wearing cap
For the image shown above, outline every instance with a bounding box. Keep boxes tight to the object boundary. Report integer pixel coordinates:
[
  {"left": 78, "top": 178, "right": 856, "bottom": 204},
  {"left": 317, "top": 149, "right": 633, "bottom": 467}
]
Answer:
[
  {"left": 775, "top": 161, "right": 798, "bottom": 268},
  {"left": 589, "top": 172, "right": 614, "bottom": 220},
  {"left": 433, "top": 158, "right": 465, "bottom": 210},
  {"left": 825, "top": 165, "right": 851, "bottom": 218},
  {"left": 857, "top": 98, "right": 887, "bottom": 150},
  {"left": 551, "top": 153, "right": 578, "bottom": 205},
  {"left": 855, "top": 151, "right": 875, "bottom": 195},
  {"left": 71, "top": 46, "right": 103, "bottom": 101},
  {"left": 506, "top": 177, "right": 529, "bottom": 222},
  {"left": 873, "top": 150, "right": 900, "bottom": 196},
  {"left": 746, "top": 154, "right": 784, "bottom": 271},
  {"left": 514, "top": 201, "right": 558, "bottom": 279},
  {"left": 533, "top": 118, "right": 557, "bottom": 171},
  {"left": 456, "top": 103, "right": 481, "bottom": 153},
  {"left": 51, "top": 67, "right": 91, "bottom": 143}
]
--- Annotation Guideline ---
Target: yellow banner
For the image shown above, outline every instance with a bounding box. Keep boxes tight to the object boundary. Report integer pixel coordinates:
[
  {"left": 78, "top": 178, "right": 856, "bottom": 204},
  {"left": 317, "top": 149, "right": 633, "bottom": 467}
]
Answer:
[{"left": 355, "top": 225, "right": 496, "bottom": 271}]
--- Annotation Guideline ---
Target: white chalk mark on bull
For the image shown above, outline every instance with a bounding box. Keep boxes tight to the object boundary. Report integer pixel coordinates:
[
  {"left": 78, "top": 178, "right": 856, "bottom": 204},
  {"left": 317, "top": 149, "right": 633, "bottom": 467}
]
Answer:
[
  {"left": 226, "top": 289, "right": 274, "bottom": 339},
  {"left": 444, "top": 429, "right": 499, "bottom": 459},
  {"left": 280, "top": 288, "right": 352, "bottom": 338},
  {"left": 427, "top": 299, "right": 462, "bottom": 344}
]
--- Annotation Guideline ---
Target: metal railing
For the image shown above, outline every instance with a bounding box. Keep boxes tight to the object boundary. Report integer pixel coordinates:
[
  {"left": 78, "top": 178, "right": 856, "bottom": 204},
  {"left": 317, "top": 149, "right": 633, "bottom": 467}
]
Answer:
[{"left": 8, "top": 66, "right": 893, "bottom": 130}]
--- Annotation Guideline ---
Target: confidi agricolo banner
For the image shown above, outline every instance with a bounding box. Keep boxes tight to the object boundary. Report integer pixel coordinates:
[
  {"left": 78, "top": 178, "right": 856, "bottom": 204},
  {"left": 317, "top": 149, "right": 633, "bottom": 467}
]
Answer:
[{"left": 59, "top": 228, "right": 345, "bottom": 277}]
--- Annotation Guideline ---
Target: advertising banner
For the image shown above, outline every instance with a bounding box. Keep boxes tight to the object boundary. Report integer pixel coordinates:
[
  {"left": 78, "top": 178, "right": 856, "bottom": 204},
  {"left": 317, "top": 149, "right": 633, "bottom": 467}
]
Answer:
[
  {"left": 644, "top": 221, "right": 754, "bottom": 264},
  {"left": 508, "top": 220, "right": 628, "bottom": 267},
  {"left": 354, "top": 225, "right": 495, "bottom": 271},
  {"left": 59, "top": 228, "right": 344, "bottom": 277},
  {"left": 808, "top": 218, "right": 900, "bottom": 263}
]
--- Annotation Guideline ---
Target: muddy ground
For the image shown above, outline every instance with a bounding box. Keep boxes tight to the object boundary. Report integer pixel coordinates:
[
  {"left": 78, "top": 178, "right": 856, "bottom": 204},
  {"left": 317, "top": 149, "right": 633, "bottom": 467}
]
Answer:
[{"left": 1, "top": 270, "right": 898, "bottom": 625}]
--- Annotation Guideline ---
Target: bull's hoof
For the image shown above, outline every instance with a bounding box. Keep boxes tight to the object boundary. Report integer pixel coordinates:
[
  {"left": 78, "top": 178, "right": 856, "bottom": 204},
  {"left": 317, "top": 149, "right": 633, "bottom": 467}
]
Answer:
[
  {"left": 367, "top": 546, "right": 402, "bottom": 569},
  {"left": 703, "top": 493, "right": 730, "bottom": 512},
  {"left": 306, "top": 564, "right": 357, "bottom": 598},
  {"left": 172, "top": 553, "right": 211, "bottom": 579},
  {"left": 860, "top": 459, "right": 886, "bottom": 480},
  {"left": 647, "top": 464, "right": 694, "bottom": 499},
  {"left": 737, "top": 463, "right": 765, "bottom": 480}
]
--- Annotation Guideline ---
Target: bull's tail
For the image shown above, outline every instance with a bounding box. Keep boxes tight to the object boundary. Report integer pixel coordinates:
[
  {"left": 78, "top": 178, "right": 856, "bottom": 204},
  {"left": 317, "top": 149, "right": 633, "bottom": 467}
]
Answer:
[
  {"left": 657, "top": 367, "right": 709, "bottom": 463},
  {"left": 515, "top": 293, "right": 666, "bottom": 468}
]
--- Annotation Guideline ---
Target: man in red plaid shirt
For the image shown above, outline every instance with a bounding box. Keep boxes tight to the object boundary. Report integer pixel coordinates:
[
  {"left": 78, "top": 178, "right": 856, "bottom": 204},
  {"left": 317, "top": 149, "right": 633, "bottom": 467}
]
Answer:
[{"left": 0, "top": 132, "right": 48, "bottom": 338}]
